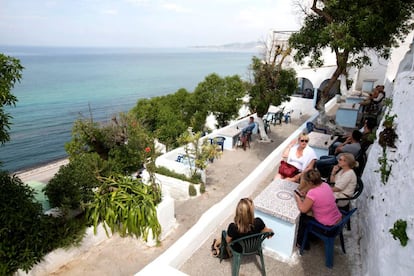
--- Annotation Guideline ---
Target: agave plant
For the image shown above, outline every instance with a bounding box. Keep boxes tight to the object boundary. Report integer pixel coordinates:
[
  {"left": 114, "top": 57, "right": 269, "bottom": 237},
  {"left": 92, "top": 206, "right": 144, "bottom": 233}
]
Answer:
[{"left": 86, "top": 174, "right": 162, "bottom": 242}]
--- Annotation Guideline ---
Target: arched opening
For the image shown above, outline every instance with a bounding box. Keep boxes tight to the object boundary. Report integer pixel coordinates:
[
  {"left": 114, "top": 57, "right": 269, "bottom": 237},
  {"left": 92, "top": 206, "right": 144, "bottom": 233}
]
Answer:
[{"left": 296, "top": 77, "right": 314, "bottom": 98}]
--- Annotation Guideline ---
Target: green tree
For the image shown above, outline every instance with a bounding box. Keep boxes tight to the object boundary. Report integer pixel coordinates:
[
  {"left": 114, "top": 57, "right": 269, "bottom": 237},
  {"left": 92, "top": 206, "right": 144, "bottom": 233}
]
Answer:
[
  {"left": 246, "top": 47, "right": 297, "bottom": 141},
  {"left": 194, "top": 73, "right": 245, "bottom": 128},
  {"left": 65, "top": 113, "right": 151, "bottom": 174},
  {"left": 45, "top": 153, "right": 109, "bottom": 210},
  {"left": 248, "top": 55, "right": 297, "bottom": 118},
  {"left": 289, "top": 0, "right": 414, "bottom": 112},
  {"left": 0, "top": 54, "right": 24, "bottom": 146},
  {"left": 130, "top": 89, "right": 197, "bottom": 148}
]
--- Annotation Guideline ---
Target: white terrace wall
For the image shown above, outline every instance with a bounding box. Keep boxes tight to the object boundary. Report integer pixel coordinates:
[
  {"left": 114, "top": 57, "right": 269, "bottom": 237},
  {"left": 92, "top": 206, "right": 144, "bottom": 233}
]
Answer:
[{"left": 357, "top": 34, "right": 414, "bottom": 275}]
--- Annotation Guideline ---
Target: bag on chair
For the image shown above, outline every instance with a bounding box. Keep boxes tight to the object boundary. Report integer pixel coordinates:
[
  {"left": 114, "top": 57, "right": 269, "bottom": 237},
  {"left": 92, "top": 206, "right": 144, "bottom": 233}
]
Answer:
[
  {"left": 278, "top": 160, "right": 299, "bottom": 178},
  {"left": 211, "top": 230, "right": 232, "bottom": 262}
]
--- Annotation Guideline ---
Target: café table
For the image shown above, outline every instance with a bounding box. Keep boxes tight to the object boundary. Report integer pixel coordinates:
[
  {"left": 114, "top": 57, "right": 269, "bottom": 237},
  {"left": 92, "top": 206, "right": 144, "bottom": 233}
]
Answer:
[
  {"left": 216, "top": 127, "right": 241, "bottom": 150},
  {"left": 308, "top": 131, "right": 338, "bottom": 158},
  {"left": 254, "top": 179, "right": 300, "bottom": 259},
  {"left": 336, "top": 103, "right": 361, "bottom": 128}
]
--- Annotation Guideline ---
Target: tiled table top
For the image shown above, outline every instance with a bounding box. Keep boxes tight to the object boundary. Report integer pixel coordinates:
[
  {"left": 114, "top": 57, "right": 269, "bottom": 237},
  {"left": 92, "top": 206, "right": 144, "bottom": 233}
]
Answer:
[
  {"left": 308, "top": 131, "right": 338, "bottom": 149},
  {"left": 254, "top": 179, "right": 300, "bottom": 224}
]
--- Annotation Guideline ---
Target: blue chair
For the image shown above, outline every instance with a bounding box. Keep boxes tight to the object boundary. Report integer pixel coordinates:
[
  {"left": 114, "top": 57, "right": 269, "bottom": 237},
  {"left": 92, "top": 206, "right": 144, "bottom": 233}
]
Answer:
[
  {"left": 336, "top": 178, "right": 364, "bottom": 230},
  {"left": 228, "top": 231, "right": 274, "bottom": 276},
  {"left": 306, "top": 121, "right": 328, "bottom": 134},
  {"left": 213, "top": 136, "right": 226, "bottom": 152},
  {"left": 300, "top": 208, "right": 357, "bottom": 268}
]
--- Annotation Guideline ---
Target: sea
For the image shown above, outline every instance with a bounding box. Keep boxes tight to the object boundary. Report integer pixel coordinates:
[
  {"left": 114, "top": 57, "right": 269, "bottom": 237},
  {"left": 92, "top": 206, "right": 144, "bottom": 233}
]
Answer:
[{"left": 0, "top": 45, "right": 259, "bottom": 173}]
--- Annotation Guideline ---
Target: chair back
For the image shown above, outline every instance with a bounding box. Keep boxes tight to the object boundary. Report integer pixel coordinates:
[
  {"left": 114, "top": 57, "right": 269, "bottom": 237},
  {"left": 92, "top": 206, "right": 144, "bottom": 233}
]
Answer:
[
  {"left": 308, "top": 208, "right": 357, "bottom": 236},
  {"left": 306, "top": 121, "right": 328, "bottom": 134},
  {"left": 229, "top": 232, "right": 273, "bottom": 256},
  {"left": 336, "top": 178, "right": 364, "bottom": 203}
]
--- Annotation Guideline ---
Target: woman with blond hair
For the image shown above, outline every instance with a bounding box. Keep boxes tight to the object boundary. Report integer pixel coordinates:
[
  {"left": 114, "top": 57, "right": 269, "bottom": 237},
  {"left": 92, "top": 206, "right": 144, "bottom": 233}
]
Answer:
[
  {"left": 274, "top": 132, "right": 317, "bottom": 182},
  {"left": 212, "top": 198, "right": 273, "bottom": 257},
  {"left": 226, "top": 198, "right": 273, "bottom": 247},
  {"left": 329, "top": 153, "right": 358, "bottom": 207}
]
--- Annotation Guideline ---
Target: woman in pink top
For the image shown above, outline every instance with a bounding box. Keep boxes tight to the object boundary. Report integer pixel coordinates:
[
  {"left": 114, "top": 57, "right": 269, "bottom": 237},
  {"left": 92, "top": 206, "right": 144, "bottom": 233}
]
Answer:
[{"left": 294, "top": 169, "right": 342, "bottom": 249}]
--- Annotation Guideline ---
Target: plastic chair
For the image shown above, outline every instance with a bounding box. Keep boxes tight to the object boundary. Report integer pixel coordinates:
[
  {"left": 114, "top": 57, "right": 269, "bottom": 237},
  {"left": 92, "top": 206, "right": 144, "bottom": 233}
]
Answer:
[
  {"left": 300, "top": 208, "right": 357, "bottom": 268},
  {"left": 336, "top": 178, "right": 363, "bottom": 230},
  {"left": 228, "top": 231, "right": 274, "bottom": 276},
  {"left": 213, "top": 136, "right": 226, "bottom": 152},
  {"left": 306, "top": 121, "right": 328, "bottom": 134}
]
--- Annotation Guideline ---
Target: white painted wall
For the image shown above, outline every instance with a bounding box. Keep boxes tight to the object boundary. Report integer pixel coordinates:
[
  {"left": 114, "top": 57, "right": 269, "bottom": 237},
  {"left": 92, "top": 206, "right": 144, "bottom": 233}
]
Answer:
[{"left": 357, "top": 33, "right": 414, "bottom": 275}]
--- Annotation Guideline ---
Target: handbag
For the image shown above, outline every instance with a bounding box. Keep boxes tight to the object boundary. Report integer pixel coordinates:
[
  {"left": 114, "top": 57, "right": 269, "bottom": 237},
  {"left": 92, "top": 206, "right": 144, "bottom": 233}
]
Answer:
[
  {"left": 211, "top": 230, "right": 232, "bottom": 262},
  {"left": 278, "top": 160, "right": 299, "bottom": 178}
]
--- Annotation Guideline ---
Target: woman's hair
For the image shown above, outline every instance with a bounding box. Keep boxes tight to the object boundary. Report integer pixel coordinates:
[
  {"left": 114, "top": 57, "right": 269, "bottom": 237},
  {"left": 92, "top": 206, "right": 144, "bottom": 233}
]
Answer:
[
  {"left": 298, "top": 132, "right": 309, "bottom": 141},
  {"left": 234, "top": 198, "right": 254, "bottom": 234},
  {"left": 302, "top": 169, "right": 322, "bottom": 186},
  {"left": 339, "top": 153, "right": 359, "bottom": 168}
]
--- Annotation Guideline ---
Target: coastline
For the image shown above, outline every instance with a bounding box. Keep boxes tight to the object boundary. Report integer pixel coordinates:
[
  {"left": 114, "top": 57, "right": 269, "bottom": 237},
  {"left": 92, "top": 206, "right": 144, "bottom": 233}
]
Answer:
[{"left": 13, "top": 158, "right": 69, "bottom": 183}]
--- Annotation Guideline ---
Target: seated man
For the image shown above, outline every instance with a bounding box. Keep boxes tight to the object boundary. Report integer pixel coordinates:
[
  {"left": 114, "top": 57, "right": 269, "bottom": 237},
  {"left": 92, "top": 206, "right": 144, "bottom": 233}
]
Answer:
[
  {"left": 239, "top": 116, "right": 255, "bottom": 150},
  {"left": 316, "top": 130, "right": 362, "bottom": 177}
]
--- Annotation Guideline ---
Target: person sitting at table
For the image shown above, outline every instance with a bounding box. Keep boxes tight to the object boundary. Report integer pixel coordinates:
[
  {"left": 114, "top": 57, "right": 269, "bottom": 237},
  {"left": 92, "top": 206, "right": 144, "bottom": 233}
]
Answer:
[
  {"left": 316, "top": 130, "right": 362, "bottom": 177},
  {"left": 359, "top": 85, "right": 385, "bottom": 112},
  {"left": 274, "top": 132, "right": 317, "bottom": 183},
  {"left": 329, "top": 153, "right": 358, "bottom": 207},
  {"left": 239, "top": 116, "right": 256, "bottom": 150},
  {"left": 225, "top": 198, "right": 274, "bottom": 251},
  {"left": 330, "top": 117, "right": 376, "bottom": 155},
  {"left": 294, "top": 169, "right": 342, "bottom": 250}
]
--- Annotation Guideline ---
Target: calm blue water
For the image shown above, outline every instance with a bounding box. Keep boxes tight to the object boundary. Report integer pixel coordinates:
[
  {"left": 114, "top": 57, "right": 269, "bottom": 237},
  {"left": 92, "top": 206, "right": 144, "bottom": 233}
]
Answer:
[{"left": 0, "top": 46, "right": 257, "bottom": 172}]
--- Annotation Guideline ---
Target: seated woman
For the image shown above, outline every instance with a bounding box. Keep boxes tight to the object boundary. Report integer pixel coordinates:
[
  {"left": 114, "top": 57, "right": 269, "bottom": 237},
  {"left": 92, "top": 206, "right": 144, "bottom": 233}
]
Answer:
[
  {"left": 274, "top": 132, "right": 317, "bottom": 182},
  {"left": 294, "top": 169, "right": 342, "bottom": 249},
  {"left": 226, "top": 198, "right": 274, "bottom": 250},
  {"left": 329, "top": 153, "right": 358, "bottom": 207}
]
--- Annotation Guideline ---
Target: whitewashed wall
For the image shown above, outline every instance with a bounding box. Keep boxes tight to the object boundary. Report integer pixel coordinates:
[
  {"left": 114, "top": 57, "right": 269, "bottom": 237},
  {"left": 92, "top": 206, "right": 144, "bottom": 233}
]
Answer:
[{"left": 357, "top": 37, "right": 414, "bottom": 274}]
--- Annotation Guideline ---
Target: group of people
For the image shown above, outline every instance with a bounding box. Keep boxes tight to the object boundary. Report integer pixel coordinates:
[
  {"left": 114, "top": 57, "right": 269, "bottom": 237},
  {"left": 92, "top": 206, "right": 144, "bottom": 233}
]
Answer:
[
  {"left": 270, "top": 132, "right": 362, "bottom": 249},
  {"left": 215, "top": 91, "right": 380, "bottom": 257}
]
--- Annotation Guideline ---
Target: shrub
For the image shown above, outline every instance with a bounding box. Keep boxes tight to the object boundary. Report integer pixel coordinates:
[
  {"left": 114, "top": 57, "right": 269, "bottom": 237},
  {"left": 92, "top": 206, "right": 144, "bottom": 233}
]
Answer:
[
  {"left": 199, "top": 182, "right": 206, "bottom": 194},
  {"left": 189, "top": 184, "right": 197, "bottom": 196},
  {"left": 45, "top": 153, "right": 109, "bottom": 210},
  {"left": 0, "top": 171, "right": 87, "bottom": 275},
  {"left": 155, "top": 166, "right": 202, "bottom": 184}
]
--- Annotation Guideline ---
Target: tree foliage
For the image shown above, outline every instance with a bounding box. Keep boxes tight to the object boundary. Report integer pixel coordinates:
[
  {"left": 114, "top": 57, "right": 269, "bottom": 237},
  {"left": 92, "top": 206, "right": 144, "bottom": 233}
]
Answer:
[
  {"left": 0, "top": 171, "right": 86, "bottom": 275},
  {"left": 193, "top": 73, "right": 245, "bottom": 128},
  {"left": 65, "top": 112, "right": 151, "bottom": 174},
  {"left": 0, "top": 54, "right": 24, "bottom": 146},
  {"left": 289, "top": 0, "right": 414, "bottom": 107},
  {"left": 131, "top": 73, "right": 246, "bottom": 148},
  {"left": 45, "top": 153, "right": 109, "bottom": 210},
  {"left": 247, "top": 55, "right": 297, "bottom": 117}
]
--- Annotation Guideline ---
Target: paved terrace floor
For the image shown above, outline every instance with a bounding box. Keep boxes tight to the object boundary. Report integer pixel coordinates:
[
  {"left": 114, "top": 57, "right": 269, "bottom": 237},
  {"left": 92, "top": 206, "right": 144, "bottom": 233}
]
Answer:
[{"left": 46, "top": 114, "right": 362, "bottom": 276}]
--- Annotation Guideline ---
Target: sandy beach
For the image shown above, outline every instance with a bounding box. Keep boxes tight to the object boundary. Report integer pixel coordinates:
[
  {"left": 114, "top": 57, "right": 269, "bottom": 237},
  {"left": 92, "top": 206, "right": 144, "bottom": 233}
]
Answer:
[{"left": 14, "top": 158, "right": 69, "bottom": 183}]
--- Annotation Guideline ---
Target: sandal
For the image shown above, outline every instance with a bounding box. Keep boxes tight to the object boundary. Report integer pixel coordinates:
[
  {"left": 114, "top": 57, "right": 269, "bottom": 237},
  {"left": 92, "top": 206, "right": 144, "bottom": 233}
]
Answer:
[{"left": 211, "top": 239, "right": 219, "bottom": 256}]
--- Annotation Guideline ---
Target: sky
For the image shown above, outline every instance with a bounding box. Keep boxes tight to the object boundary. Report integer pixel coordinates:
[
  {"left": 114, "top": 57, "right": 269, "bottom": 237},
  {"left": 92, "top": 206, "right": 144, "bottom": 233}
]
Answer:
[{"left": 0, "top": 0, "right": 302, "bottom": 48}]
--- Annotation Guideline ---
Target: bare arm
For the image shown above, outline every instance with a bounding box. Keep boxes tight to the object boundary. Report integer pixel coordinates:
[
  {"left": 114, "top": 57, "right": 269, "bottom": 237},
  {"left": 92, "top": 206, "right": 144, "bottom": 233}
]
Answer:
[{"left": 294, "top": 193, "right": 313, "bottom": 213}]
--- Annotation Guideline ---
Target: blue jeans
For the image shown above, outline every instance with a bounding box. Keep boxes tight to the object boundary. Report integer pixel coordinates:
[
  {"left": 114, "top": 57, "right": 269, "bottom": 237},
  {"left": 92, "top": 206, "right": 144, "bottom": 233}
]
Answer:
[{"left": 316, "top": 155, "right": 338, "bottom": 177}]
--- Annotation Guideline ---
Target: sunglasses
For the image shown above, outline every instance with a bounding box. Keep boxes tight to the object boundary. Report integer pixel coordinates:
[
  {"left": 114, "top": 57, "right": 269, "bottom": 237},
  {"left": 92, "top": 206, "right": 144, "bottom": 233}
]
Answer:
[{"left": 300, "top": 139, "right": 309, "bottom": 143}]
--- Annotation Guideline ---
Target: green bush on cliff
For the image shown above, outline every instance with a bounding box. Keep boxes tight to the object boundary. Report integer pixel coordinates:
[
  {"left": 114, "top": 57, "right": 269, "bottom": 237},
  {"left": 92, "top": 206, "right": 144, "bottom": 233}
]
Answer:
[{"left": 0, "top": 171, "right": 86, "bottom": 275}]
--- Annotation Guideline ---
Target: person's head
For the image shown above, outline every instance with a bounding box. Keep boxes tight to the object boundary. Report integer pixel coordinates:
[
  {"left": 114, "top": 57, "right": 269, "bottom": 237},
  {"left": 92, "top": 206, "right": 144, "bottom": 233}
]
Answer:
[
  {"left": 234, "top": 198, "right": 255, "bottom": 234},
  {"left": 351, "top": 130, "right": 363, "bottom": 142},
  {"left": 297, "top": 133, "right": 309, "bottom": 148},
  {"left": 249, "top": 116, "right": 254, "bottom": 123},
  {"left": 301, "top": 169, "right": 322, "bottom": 187},
  {"left": 364, "top": 117, "right": 377, "bottom": 132},
  {"left": 337, "top": 153, "right": 358, "bottom": 169}
]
